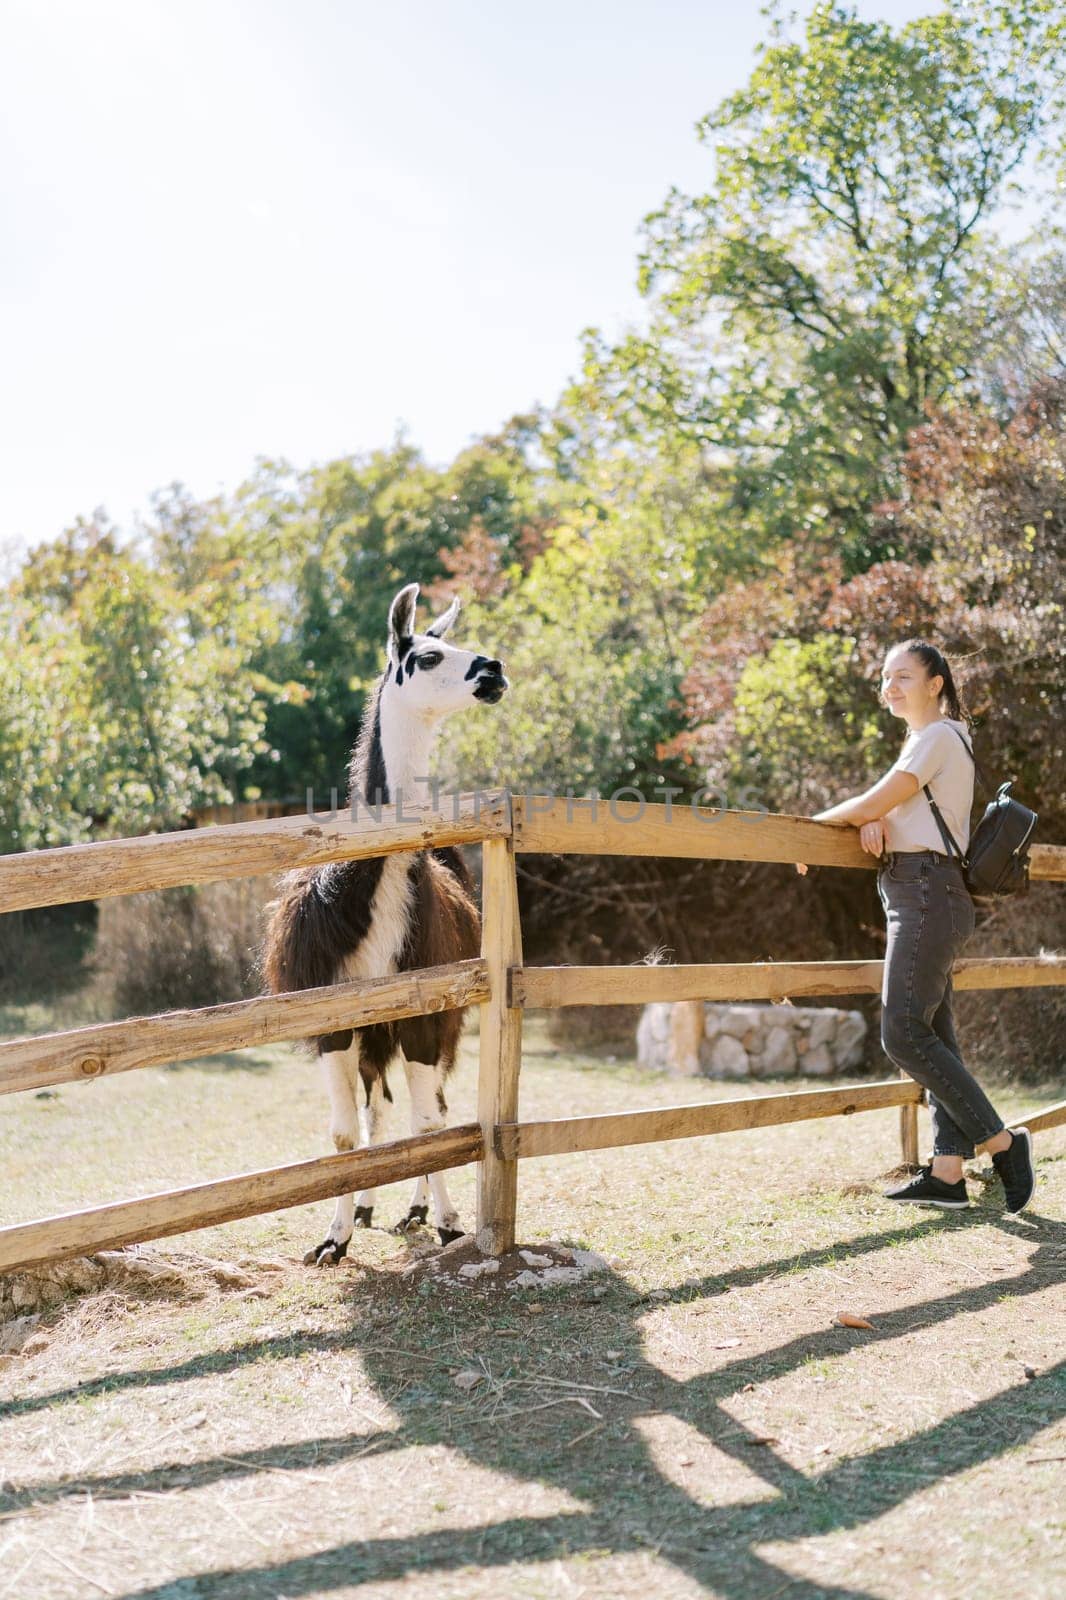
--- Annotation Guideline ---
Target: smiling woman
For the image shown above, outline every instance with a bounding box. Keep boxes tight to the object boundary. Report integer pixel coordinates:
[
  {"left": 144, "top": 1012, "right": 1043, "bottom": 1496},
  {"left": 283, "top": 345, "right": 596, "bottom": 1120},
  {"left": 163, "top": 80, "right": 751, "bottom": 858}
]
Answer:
[{"left": 797, "top": 638, "right": 1037, "bottom": 1216}]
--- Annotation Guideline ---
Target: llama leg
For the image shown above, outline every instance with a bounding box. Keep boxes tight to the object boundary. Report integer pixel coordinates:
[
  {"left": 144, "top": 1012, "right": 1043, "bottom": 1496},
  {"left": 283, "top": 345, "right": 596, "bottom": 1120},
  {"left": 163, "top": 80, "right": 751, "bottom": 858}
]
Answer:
[
  {"left": 353, "top": 1073, "right": 388, "bottom": 1226},
  {"left": 305, "top": 1046, "right": 361, "bottom": 1268},
  {"left": 403, "top": 1058, "right": 463, "bottom": 1244},
  {"left": 397, "top": 1175, "right": 430, "bottom": 1232}
]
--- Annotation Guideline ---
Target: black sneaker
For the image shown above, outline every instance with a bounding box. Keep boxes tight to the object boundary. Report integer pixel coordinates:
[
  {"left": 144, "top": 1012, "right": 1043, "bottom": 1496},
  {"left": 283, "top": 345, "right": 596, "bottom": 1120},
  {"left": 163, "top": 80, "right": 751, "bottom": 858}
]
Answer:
[
  {"left": 991, "top": 1127, "right": 1035, "bottom": 1213},
  {"left": 883, "top": 1167, "right": 970, "bottom": 1208}
]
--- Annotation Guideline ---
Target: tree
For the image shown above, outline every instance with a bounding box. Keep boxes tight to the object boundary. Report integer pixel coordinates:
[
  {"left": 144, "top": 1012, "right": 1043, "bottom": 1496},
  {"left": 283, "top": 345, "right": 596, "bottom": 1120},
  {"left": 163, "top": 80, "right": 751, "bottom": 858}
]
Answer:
[
  {"left": 666, "top": 378, "right": 1066, "bottom": 834},
  {"left": 975, "top": 251, "right": 1066, "bottom": 407},
  {"left": 1, "top": 519, "right": 282, "bottom": 846},
  {"left": 584, "top": 0, "right": 1066, "bottom": 569},
  {"left": 885, "top": 379, "right": 1066, "bottom": 830},
  {"left": 438, "top": 471, "right": 708, "bottom": 800},
  {"left": 247, "top": 423, "right": 565, "bottom": 799}
]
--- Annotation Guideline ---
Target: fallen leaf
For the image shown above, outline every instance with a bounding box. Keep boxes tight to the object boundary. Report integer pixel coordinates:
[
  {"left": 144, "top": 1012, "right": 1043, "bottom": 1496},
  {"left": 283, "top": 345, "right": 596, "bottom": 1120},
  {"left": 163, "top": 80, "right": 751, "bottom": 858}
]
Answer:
[
  {"left": 453, "top": 1369, "right": 483, "bottom": 1391},
  {"left": 749, "top": 1434, "right": 779, "bottom": 1446},
  {"left": 834, "top": 1312, "right": 875, "bottom": 1330}
]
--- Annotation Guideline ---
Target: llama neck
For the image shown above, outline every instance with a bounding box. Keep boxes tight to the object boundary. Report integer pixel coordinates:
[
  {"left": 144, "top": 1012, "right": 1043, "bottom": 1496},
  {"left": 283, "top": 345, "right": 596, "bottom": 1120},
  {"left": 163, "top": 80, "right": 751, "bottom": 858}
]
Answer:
[
  {"left": 380, "top": 701, "right": 440, "bottom": 810},
  {"left": 351, "top": 680, "right": 442, "bottom": 812}
]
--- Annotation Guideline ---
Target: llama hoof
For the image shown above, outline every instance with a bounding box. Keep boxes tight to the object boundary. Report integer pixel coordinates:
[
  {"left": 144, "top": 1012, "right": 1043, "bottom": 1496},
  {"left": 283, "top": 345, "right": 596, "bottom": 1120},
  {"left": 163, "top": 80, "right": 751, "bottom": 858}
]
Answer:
[
  {"left": 303, "top": 1238, "right": 349, "bottom": 1268},
  {"left": 438, "top": 1226, "right": 464, "bottom": 1246},
  {"left": 396, "top": 1204, "right": 429, "bottom": 1234},
  {"left": 354, "top": 1205, "right": 374, "bottom": 1228}
]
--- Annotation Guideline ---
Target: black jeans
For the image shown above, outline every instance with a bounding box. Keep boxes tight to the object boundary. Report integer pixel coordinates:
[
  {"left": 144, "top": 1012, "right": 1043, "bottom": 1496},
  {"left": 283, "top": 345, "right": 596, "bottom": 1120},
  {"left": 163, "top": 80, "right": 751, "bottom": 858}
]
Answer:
[{"left": 877, "top": 850, "right": 1005, "bottom": 1159}]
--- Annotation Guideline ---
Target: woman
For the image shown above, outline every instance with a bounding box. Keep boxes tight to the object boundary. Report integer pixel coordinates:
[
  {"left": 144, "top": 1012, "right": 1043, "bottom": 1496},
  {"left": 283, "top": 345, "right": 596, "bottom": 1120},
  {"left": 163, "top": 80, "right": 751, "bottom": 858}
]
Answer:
[{"left": 797, "top": 638, "right": 1034, "bottom": 1212}]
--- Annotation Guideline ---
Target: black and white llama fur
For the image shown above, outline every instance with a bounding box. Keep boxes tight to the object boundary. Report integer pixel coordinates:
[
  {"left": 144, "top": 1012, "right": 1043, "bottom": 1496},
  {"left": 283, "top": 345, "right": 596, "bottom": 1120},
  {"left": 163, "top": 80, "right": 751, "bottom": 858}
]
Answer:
[{"left": 262, "top": 582, "right": 507, "bottom": 1266}]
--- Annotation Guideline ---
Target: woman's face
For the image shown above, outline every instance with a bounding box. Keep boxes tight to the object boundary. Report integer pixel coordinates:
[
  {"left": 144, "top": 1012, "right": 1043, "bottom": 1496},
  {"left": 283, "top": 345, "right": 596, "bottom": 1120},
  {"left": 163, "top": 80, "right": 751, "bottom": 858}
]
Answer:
[{"left": 880, "top": 648, "right": 942, "bottom": 722}]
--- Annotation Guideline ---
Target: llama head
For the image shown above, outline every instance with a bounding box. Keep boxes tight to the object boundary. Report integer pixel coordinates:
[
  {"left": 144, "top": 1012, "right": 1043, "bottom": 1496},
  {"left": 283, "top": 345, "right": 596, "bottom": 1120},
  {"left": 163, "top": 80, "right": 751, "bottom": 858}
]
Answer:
[{"left": 384, "top": 582, "right": 508, "bottom": 719}]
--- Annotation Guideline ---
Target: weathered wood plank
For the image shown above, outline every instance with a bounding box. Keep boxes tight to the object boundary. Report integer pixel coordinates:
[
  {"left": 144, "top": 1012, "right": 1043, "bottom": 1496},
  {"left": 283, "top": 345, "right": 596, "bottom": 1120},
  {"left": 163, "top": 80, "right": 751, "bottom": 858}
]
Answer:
[
  {"left": 513, "top": 798, "right": 870, "bottom": 866},
  {"left": 496, "top": 1080, "right": 924, "bottom": 1161},
  {"left": 0, "top": 960, "right": 489, "bottom": 1098},
  {"left": 0, "top": 793, "right": 511, "bottom": 914},
  {"left": 476, "top": 831, "right": 524, "bottom": 1256},
  {"left": 899, "top": 1069, "right": 920, "bottom": 1167},
  {"left": 514, "top": 799, "right": 1066, "bottom": 880},
  {"left": 1029, "top": 844, "right": 1066, "bottom": 882},
  {"left": 1018, "top": 1098, "right": 1066, "bottom": 1136},
  {"left": 514, "top": 956, "right": 1066, "bottom": 1008},
  {"left": 0, "top": 1124, "right": 484, "bottom": 1275}
]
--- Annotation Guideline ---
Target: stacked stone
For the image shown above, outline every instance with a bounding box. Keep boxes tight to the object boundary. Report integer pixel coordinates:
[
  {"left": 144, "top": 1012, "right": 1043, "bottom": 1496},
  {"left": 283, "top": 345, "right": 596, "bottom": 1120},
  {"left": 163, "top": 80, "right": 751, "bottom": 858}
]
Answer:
[{"left": 637, "top": 1001, "right": 867, "bottom": 1079}]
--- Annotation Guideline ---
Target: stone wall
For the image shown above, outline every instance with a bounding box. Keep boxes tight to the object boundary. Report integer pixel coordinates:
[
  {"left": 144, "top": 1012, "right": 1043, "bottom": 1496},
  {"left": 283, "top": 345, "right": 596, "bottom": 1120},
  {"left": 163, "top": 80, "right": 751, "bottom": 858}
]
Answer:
[{"left": 636, "top": 1000, "right": 867, "bottom": 1079}]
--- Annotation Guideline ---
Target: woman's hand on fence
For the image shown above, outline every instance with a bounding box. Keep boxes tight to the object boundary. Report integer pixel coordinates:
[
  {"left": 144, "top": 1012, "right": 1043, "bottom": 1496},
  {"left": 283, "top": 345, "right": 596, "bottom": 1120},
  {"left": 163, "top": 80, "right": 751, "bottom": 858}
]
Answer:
[
  {"left": 859, "top": 820, "right": 885, "bottom": 857},
  {"left": 795, "top": 862, "right": 808, "bottom": 876}
]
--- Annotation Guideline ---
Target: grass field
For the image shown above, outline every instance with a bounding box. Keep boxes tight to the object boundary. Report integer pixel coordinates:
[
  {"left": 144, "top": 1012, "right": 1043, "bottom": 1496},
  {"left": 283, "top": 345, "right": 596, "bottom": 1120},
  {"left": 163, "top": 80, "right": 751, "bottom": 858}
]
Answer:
[{"left": 0, "top": 1016, "right": 1064, "bottom": 1600}]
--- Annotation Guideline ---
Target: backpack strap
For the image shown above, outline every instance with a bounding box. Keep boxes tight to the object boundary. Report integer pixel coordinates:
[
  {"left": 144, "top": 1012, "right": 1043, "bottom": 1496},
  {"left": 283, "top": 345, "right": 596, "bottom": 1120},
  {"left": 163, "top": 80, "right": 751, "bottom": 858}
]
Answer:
[
  {"left": 945, "top": 724, "right": 992, "bottom": 796},
  {"left": 922, "top": 723, "right": 981, "bottom": 864},
  {"left": 923, "top": 785, "right": 967, "bottom": 864}
]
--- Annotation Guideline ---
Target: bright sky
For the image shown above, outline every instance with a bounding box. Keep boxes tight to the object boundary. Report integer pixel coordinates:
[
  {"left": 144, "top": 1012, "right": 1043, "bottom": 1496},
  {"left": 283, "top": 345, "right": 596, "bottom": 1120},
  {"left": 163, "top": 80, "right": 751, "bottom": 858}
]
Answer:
[{"left": 2, "top": 0, "right": 944, "bottom": 555}]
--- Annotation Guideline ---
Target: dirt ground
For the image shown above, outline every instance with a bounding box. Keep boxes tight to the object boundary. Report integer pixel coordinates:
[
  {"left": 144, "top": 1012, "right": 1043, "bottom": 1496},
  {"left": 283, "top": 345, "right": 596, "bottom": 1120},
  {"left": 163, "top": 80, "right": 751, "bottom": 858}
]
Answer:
[{"left": 0, "top": 1017, "right": 1063, "bottom": 1600}]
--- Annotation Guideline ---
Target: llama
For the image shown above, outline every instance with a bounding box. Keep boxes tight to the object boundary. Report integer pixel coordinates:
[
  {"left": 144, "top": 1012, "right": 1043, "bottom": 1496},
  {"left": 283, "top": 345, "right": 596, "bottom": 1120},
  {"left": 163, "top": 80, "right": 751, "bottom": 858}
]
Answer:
[{"left": 262, "top": 582, "right": 508, "bottom": 1266}]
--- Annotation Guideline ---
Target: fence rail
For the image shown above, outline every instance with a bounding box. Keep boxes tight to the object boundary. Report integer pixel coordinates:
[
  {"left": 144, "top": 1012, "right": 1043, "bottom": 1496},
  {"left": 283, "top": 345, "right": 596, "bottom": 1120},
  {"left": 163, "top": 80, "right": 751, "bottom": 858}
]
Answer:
[
  {"left": 0, "top": 793, "right": 510, "bottom": 913},
  {"left": 514, "top": 956, "right": 1066, "bottom": 1008},
  {"left": 497, "top": 1079, "right": 924, "bottom": 1160},
  {"left": 1, "top": 793, "right": 1063, "bottom": 1270},
  {"left": 0, "top": 960, "right": 488, "bottom": 1098},
  {"left": 511, "top": 797, "right": 1066, "bottom": 878},
  {"left": 0, "top": 1125, "right": 483, "bottom": 1275}
]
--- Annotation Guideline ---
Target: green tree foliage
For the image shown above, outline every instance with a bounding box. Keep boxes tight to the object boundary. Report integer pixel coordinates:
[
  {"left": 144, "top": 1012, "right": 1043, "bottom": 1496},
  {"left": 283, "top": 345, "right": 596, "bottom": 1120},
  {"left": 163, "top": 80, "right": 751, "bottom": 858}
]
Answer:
[
  {"left": 243, "top": 421, "right": 561, "bottom": 798},
  {"left": 976, "top": 251, "right": 1066, "bottom": 406},
  {"left": 583, "top": 0, "right": 1066, "bottom": 568},
  {"left": 885, "top": 379, "right": 1066, "bottom": 828},
  {"left": 438, "top": 458, "right": 709, "bottom": 798},
  {"left": 0, "top": 520, "right": 282, "bottom": 849},
  {"left": 732, "top": 634, "right": 877, "bottom": 812},
  {"left": 669, "top": 377, "right": 1066, "bottom": 830}
]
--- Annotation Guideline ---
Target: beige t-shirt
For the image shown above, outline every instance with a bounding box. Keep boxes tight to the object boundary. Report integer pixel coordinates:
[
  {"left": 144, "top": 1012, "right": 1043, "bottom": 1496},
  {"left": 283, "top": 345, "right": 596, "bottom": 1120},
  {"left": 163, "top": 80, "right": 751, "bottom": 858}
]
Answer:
[{"left": 883, "top": 718, "right": 975, "bottom": 855}]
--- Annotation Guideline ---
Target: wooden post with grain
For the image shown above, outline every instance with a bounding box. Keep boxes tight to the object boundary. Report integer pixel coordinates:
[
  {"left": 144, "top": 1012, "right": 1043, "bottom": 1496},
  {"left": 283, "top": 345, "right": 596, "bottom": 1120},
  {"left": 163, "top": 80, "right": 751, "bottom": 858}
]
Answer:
[
  {"left": 475, "top": 812, "right": 524, "bottom": 1255},
  {"left": 899, "top": 1072, "right": 920, "bottom": 1168}
]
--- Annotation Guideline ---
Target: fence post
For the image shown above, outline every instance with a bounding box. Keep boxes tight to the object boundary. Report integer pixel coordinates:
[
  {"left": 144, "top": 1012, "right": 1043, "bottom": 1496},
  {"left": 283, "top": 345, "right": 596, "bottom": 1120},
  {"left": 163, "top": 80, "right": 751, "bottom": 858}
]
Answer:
[
  {"left": 899, "top": 1070, "right": 919, "bottom": 1167},
  {"left": 476, "top": 825, "right": 524, "bottom": 1255}
]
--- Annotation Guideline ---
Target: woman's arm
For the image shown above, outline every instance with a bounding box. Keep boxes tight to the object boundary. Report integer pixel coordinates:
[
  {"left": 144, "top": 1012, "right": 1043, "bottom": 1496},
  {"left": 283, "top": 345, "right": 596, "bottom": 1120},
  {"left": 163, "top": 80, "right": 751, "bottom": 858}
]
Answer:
[
  {"left": 795, "top": 768, "right": 919, "bottom": 874},
  {"left": 812, "top": 768, "right": 919, "bottom": 825}
]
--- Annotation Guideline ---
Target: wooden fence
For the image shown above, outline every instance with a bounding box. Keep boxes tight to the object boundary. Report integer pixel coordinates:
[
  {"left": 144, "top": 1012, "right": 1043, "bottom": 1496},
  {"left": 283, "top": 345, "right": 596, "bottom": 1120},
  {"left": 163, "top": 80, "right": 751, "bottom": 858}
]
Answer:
[{"left": 0, "top": 792, "right": 1063, "bottom": 1274}]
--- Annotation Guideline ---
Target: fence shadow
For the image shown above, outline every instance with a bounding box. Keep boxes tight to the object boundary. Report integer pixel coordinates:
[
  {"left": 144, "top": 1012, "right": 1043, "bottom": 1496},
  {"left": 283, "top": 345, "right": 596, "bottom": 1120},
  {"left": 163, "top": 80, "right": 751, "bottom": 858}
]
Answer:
[{"left": 6, "top": 1213, "right": 1061, "bottom": 1599}]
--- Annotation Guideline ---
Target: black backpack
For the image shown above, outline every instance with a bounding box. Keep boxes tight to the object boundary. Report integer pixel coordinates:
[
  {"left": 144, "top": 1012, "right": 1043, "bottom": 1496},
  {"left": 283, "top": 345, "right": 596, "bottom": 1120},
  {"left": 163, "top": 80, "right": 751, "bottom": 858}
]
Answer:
[{"left": 923, "top": 727, "right": 1038, "bottom": 896}]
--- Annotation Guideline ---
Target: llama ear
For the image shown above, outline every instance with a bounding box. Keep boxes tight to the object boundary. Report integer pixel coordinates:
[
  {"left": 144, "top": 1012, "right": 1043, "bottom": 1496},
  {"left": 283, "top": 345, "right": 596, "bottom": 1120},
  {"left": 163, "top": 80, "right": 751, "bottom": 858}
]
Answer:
[
  {"left": 425, "top": 595, "right": 461, "bottom": 639},
  {"left": 388, "top": 583, "right": 419, "bottom": 656}
]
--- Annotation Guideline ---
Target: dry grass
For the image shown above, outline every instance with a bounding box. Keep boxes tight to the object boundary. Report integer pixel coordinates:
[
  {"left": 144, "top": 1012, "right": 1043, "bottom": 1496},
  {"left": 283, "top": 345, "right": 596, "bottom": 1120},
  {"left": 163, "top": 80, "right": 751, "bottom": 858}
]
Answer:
[{"left": 0, "top": 1016, "right": 1063, "bottom": 1600}]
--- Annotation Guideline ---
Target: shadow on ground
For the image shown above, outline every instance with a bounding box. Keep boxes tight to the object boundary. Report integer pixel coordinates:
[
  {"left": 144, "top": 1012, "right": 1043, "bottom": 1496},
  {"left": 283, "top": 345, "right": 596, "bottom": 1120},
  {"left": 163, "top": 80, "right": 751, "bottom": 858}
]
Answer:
[{"left": 4, "top": 1206, "right": 1064, "bottom": 1599}]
